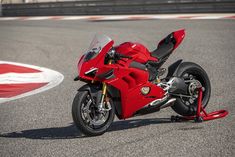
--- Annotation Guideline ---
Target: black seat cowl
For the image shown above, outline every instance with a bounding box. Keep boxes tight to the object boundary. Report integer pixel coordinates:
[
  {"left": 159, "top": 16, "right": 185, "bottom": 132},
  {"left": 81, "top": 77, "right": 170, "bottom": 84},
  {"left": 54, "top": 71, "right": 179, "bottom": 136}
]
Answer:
[
  {"left": 151, "top": 33, "right": 176, "bottom": 60},
  {"left": 151, "top": 42, "right": 174, "bottom": 60}
]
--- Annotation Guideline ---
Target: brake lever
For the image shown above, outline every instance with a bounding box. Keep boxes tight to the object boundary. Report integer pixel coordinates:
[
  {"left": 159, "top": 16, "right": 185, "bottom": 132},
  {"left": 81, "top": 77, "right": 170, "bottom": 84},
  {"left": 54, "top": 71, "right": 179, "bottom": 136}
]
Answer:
[{"left": 116, "top": 53, "right": 132, "bottom": 59}]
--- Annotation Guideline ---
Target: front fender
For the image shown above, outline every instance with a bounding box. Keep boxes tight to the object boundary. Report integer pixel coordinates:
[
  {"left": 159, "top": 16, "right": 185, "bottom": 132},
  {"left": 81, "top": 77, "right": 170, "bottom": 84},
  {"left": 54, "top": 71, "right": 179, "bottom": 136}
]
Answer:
[
  {"left": 78, "top": 83, "right": 123, "bottom": 120},
  {"left": 78, "top": 83, "right": 101, "bottom": 93},
  {"left": 78, "top": 84, "right": 102, "bottom": 106}
]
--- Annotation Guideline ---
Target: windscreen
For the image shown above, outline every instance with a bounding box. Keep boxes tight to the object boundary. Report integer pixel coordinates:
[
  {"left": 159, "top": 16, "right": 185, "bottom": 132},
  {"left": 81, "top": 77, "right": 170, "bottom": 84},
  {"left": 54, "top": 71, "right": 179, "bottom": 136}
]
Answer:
[{"left": 84, "top": 34, "right": 113, "bottom": 61}]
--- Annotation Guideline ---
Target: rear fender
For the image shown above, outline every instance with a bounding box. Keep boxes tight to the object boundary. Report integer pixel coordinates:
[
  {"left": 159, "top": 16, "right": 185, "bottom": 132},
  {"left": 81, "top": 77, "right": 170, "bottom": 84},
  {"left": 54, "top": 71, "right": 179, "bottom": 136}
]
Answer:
[{"left": 166, "top": 59, "right": 183, "bottom": 77}]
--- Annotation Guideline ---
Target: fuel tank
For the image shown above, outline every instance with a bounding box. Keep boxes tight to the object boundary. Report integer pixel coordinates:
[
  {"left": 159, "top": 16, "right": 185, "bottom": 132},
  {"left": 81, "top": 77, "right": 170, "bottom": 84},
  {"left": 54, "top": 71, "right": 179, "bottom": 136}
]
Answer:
[{"left": 115, "top": 42, "right": 157, "bottom": 63}]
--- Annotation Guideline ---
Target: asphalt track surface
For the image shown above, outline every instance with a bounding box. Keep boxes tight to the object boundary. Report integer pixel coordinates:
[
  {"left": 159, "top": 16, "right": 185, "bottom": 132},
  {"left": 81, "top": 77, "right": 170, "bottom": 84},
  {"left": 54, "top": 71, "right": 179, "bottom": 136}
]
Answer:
[{"left": 0, "top": 19, "right": 235, "bottom": 157}]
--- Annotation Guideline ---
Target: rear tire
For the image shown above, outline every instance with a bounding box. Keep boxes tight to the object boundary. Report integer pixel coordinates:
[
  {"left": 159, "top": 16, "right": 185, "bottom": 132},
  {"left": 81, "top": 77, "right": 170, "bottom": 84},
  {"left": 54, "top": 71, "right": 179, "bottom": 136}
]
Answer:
[
  {"left": 171, "top": 62, "right": 211, "bottom": 116},
  {"left": 72, "top": 91, "right": 115, "bottom": 136}
]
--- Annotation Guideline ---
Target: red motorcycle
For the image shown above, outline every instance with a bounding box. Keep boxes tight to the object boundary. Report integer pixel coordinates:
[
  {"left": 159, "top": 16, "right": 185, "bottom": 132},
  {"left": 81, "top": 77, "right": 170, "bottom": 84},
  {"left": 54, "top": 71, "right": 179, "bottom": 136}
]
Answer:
[{"left": 72, "top": 29, "right": 211, "bottom": 136}]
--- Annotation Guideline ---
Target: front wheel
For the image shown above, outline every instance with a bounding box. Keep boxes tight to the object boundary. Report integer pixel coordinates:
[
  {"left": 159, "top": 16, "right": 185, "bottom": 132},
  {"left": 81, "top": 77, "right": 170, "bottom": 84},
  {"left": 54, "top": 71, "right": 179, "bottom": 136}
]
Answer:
[
  {"left": 72, "top": 90, "right": 115, "bottom": 136},
  {"left": 171, "top": 62, "right": 211, "bottom": 116}
]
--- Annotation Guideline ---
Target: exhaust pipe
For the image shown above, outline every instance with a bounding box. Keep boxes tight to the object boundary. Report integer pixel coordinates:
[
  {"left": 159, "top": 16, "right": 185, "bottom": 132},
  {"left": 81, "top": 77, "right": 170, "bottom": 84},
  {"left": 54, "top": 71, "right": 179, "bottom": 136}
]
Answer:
[
  {"left": 134, "top": 98, "right": 176, "bottom": 116},
  {"left": 159, "top": 98, "right": 176, "bottom": 109}
]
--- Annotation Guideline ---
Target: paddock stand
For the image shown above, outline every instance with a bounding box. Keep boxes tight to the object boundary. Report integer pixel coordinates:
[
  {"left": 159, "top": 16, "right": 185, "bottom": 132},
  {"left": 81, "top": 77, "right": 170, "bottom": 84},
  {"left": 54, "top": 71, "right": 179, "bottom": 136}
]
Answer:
[{"left": 171, "top": 87, "right": 229, "bottom": 123}]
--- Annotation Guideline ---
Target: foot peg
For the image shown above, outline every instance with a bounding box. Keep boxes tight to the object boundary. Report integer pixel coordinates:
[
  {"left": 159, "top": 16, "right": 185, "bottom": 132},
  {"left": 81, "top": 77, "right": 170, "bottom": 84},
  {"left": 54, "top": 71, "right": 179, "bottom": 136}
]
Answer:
[{"left": 158, "top": 68, "right": 166, "bottom": 76}]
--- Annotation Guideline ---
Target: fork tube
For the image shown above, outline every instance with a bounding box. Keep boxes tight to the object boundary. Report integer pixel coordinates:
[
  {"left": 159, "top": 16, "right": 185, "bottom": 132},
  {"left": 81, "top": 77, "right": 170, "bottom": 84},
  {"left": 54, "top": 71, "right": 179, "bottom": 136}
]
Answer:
[
  {"left": 99, "top": 83, "right": 107, "bottom": 110},
  {"left": 101, "top": 82, "right": 107, "bottom": 101}
]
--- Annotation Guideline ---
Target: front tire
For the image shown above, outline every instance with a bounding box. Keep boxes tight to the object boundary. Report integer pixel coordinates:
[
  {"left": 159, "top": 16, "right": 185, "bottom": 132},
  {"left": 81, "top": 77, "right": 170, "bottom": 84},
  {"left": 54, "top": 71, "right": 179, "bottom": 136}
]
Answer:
[
  {"left": 171, "top": 62, "right": 211, "bottom": 116},
  {"left": 72, "top": 91, "right": 115, "bottom": 136}
]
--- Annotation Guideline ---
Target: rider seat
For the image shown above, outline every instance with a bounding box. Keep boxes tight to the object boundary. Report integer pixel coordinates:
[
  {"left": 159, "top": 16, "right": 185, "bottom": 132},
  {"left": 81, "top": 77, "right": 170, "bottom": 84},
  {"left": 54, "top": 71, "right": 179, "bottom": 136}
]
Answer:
[{"left": 151, "top": 33, "right": 175, "bottom": 61}]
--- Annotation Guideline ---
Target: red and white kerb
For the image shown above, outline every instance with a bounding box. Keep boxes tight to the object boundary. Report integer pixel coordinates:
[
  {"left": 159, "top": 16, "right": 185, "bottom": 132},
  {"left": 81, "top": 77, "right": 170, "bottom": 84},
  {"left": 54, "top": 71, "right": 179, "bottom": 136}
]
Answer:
[{"left": 0, "top": 61, "right": 64, "bottom": 103}]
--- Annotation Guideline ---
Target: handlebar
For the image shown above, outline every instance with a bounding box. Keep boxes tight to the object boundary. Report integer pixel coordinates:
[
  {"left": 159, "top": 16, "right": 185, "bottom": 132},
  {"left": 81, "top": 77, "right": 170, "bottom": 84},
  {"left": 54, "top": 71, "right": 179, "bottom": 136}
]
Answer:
[
  {"left": 116, "top": 53, "right": 132, "bottom": 59},
  {"left": 108, "top": 48, "right": 132, "bottom": 60}
]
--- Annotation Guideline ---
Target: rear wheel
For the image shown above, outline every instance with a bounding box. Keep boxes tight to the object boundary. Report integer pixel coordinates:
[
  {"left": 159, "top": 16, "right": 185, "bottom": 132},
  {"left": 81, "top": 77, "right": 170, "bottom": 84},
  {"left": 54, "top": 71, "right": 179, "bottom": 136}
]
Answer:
[
  {"left": 72, "top": 91, "right": 115, "bottom": 136},
  {"left": 171, "top": 62, "right": 211, "bottom": 116}
]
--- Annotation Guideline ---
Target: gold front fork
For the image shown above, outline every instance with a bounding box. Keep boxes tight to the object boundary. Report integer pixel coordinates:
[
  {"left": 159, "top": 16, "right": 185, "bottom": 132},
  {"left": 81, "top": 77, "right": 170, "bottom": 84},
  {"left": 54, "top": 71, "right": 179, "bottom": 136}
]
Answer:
[
  {"left": 99, "top": 82, "right": 107, "bottom": 109},
  {"left": 102, "top": 82, "right": 107, "bottom": 95}
]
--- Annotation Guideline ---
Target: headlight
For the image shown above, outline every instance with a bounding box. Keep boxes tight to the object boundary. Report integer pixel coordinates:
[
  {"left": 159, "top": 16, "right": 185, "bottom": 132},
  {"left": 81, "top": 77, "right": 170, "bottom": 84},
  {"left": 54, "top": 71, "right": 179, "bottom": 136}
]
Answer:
[{"left": 84, "top": 47, "right": 101, "bottom": 61}]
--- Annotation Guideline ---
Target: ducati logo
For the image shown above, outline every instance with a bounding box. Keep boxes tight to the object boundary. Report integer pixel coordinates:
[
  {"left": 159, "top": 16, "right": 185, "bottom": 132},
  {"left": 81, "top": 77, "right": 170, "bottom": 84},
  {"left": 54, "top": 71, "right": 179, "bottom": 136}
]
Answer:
[{"left": 141, "top": 86, "right": 150, "bottom": 95}]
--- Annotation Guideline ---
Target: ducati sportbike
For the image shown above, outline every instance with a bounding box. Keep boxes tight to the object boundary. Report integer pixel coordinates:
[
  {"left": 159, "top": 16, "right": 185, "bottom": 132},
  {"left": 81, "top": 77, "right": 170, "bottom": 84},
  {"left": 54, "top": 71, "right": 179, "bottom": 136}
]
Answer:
[{"left": 72, "top": 29, "right": 211, "bottom": 136}]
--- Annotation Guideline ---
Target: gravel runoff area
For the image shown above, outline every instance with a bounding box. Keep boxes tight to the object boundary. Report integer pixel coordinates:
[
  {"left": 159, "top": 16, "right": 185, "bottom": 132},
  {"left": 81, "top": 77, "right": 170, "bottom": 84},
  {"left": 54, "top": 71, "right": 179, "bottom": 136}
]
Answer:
[{"left": 0, "top": 19, "right": 235, "bottom": 157}]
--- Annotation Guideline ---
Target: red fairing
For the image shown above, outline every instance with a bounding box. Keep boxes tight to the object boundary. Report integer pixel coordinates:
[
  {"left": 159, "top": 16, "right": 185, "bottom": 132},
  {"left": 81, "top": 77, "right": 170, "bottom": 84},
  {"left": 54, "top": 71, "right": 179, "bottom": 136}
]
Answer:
[
  {"left": 173, "top": 29, "right": 185, "bottom": 49},
  {"left": 74, "top": 31, "right": 229, "bottom": 136},
  {"left": 108, "top": 78, "right": 165, "bottom": 118},
  {"left": 77, "top": 55, "right": 85, "bottom": 76},
  {"left": 77, "top": 40, "right": 114, "bottom": 80},
  {"left": 115, "top": 42, "right": 157, "bottom": 63}
]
